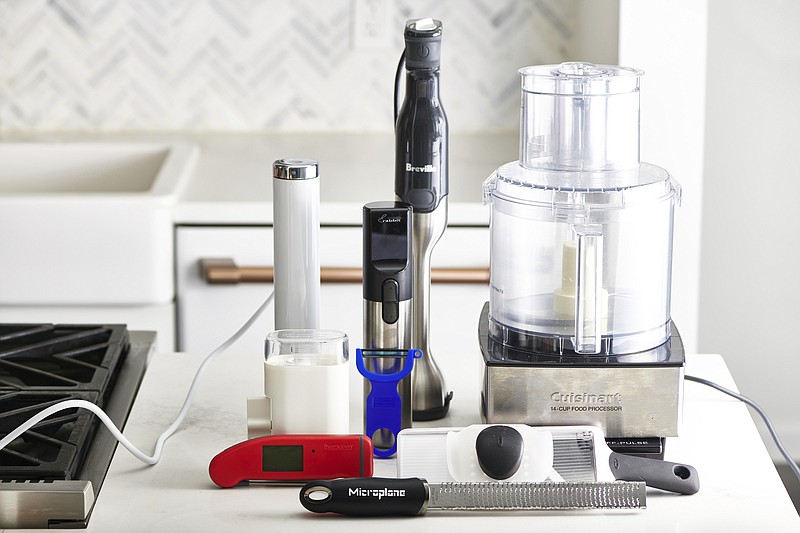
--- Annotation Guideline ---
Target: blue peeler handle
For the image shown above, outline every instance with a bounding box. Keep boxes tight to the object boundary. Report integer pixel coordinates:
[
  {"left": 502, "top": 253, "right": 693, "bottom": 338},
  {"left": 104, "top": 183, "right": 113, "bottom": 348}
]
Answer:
[{"left": 355, "top": 349, "right": 422, "bottom": 458}]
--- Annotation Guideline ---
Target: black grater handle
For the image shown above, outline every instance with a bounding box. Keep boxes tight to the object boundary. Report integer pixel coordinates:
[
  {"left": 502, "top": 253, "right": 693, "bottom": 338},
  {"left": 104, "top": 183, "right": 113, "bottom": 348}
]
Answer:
[
  {"left": 300, "top": 477, "right": 428, "bottom": 516},
  {"left": 609, "top": 452, "right": 700, "bottom": 495}
]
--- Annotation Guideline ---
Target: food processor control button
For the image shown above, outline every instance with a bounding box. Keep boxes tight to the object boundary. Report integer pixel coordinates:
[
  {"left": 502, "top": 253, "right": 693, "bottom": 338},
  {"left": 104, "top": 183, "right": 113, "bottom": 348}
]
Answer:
[{"left": 381, "top": 279, "right": 400, "bottom": 325}]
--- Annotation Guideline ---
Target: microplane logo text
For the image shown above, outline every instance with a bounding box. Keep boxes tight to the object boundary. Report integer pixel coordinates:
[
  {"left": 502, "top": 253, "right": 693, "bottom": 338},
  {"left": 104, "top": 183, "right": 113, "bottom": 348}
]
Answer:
[{"left": 348, "top": 487, "right": 407, "bottom": 500}]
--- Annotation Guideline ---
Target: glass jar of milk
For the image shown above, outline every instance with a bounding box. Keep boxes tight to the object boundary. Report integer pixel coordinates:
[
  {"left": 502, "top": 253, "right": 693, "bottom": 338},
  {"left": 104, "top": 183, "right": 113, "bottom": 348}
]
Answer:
[{"left": 264, "top": 329, "right": 350, "bottom": 434}]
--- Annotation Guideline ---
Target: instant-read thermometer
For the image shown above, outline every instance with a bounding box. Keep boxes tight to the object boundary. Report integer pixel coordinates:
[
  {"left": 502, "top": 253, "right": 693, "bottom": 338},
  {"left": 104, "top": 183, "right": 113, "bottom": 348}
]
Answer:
[{"left": 209, "top": 435, "right": 374, "bottom": 487}]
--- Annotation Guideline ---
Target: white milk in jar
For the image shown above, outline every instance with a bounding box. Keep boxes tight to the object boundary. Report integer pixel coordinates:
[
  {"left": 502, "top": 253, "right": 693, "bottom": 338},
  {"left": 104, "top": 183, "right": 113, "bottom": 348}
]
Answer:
[{"left": 264, "top": 330, "right": 349, "bottom": 434}]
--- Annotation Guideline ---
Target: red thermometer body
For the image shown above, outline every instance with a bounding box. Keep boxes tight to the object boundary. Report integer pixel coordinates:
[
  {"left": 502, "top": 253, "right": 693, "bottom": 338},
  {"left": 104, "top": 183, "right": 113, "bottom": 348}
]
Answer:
[{"left": 209, "top": 434, "right": 374, "bottom": 488}]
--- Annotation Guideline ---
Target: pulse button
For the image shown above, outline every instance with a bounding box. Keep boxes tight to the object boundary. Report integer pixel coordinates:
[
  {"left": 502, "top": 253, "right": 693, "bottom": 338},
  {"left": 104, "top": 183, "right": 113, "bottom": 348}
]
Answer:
[{"left": 381, "top": 279, "right": 400, "bottom": 325}]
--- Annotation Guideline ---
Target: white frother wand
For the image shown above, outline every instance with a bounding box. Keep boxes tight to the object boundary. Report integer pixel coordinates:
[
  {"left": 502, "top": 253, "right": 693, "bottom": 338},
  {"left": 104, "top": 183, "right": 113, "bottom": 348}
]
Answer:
[{"left": 272, "top": 158, "right": 320, "bottom": 330}]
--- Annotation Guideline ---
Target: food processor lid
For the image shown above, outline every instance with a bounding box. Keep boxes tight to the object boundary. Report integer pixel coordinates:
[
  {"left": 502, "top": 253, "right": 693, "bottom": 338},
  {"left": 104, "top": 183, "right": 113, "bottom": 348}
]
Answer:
[
  {"left": 520, "top": 63, "right": 643, "bottom": 96},
  {"left": 483, "top": 162, "right": 681, "bottom": 208}
]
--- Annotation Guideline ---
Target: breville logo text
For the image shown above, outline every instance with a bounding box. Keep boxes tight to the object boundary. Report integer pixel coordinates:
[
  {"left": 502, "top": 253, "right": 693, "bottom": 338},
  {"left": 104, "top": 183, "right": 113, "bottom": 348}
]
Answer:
[
  {"left": 348, "top": 487, "right": 407, "bottom": 500},
  {"left": 378, "top": 214, "right": 402, "bottom": 224},
  {"left": 406, "top": 163, "right": 436, "bottom": 173}
]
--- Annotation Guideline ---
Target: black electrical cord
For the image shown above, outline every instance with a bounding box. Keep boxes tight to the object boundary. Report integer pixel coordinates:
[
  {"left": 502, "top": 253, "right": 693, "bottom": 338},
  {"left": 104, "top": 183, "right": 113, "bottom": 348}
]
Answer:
[
  {"left": 686, "top": 374, "right": 800, "bottom": 484},
  {"left": 393, "top": 50, "right": 405, "bottom": 125}
]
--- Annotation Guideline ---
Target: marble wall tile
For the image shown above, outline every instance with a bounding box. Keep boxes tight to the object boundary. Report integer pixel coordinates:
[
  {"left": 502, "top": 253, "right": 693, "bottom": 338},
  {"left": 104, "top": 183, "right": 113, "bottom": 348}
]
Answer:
[{"left": 0, "top": 0, "right": 575, "bottom": 132}]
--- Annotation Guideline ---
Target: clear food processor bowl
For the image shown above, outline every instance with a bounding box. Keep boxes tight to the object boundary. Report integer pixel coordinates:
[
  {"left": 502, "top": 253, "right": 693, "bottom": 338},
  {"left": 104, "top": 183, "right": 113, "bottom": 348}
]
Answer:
[{"left": 484, "top": 62, "right": 681, "bottom": 355}]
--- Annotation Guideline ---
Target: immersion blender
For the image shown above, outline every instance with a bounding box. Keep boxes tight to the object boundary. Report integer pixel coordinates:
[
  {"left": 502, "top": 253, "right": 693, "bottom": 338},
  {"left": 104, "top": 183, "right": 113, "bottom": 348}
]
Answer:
[{"left": 394, "top": 19, "right": 452, "bottom": 420}]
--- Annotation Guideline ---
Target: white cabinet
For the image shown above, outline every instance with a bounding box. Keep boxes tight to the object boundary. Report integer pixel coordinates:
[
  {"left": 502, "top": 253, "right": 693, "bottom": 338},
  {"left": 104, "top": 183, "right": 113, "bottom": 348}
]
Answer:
[{"left": 175, "top": 225, "right": 491, "bottom": 385}]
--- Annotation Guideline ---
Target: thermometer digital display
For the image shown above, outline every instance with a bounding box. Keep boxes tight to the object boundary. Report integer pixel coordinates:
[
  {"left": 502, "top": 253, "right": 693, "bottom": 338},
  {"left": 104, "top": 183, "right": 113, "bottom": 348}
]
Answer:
[
  {"left": 262, "top": 445, "right": 303, "bottom": 472},
  {"left": 209, "top": 434, "right": 374, "bottom": 487}
]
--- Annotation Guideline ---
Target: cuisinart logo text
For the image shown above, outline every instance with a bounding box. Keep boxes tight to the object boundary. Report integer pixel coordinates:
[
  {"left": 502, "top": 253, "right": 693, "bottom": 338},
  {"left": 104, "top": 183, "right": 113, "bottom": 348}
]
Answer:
[
  {"left": 349, "top": 487, "right": 406, "bottom": 500},
  {"left": 550, "top": 391, "right": 623, "bottom": 412},
  {"left": 406, "top": 163, "right": 436, "bottom": 173}
]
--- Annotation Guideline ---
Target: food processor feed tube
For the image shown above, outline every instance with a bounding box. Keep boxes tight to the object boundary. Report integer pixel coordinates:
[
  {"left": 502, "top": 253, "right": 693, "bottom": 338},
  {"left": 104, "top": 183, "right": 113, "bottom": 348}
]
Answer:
[{"left": 395, "top": 18, "right": 452, "bottom": 420}]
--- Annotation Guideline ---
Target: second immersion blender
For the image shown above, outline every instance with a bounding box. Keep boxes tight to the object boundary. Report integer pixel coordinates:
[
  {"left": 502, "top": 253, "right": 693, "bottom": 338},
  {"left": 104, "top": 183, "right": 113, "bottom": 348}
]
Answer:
[{"left": 394, "top": 18, "right": 452, "bottom": 420}]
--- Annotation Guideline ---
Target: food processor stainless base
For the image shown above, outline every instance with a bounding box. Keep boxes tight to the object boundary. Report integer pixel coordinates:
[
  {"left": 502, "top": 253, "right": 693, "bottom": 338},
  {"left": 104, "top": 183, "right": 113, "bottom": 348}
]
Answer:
[{"left": 478, "top": 303, "right": 684, "bottom": 443}]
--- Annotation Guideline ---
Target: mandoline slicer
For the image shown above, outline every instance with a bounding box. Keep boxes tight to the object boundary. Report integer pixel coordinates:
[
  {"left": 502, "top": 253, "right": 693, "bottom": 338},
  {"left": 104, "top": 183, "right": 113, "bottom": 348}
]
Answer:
[{"left": 397, "top": 424, "right": 699, "bottom": 494}]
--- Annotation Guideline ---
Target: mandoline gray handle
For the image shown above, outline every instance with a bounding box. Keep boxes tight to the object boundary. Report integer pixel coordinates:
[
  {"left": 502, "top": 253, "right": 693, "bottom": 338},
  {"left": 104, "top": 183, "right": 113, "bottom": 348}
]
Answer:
[{"left": 609, "top": 452, "right": 700, "bottom": 495}]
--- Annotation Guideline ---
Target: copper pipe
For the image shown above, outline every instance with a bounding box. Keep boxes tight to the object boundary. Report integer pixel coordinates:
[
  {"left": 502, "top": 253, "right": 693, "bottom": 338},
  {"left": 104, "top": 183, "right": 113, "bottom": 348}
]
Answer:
[{"left": 200, "top": 258, "right": 489, "bottom": 285}]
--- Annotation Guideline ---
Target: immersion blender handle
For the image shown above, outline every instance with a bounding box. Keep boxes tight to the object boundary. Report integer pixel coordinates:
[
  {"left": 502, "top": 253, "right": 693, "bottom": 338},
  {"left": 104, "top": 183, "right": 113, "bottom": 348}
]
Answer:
[
  {"left": 395, "top": 18, "right": 448, "bottom": 214},
  {"left": 300, "top": 477, "right": 428, "bottom": 516}
]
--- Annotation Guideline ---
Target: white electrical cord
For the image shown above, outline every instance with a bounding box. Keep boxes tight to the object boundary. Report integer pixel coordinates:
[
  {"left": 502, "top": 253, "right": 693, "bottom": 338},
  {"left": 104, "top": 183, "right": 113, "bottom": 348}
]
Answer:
[{"left": 0, "top": 291, "right": 274, "bottom": 465}]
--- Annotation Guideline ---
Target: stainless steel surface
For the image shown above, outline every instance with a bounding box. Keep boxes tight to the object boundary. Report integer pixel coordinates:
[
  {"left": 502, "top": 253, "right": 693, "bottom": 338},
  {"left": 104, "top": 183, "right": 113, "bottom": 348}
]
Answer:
[
  {"left": 426, "top": 481, "right": 646, "bottom": 510},
  {"left": 0, "top": 481, "right": 94, "bottom": 529},
  {"left": 364, "top": 301, "right": 412, "bottom": 351},
  {"left": 272, "top": 158, "right": 319, "bottom": 180},
  {"left": 363, "top": 299, "right": 413, "bottom": 450},
  {"left": 410, "top": 202, "right": 450, "bottom": 416},
  {"left": 200, "top": 258, "right": 488, "bottom": 285},
  {"left": 482, "top": 364, "right": 684, "bottom": 438}
]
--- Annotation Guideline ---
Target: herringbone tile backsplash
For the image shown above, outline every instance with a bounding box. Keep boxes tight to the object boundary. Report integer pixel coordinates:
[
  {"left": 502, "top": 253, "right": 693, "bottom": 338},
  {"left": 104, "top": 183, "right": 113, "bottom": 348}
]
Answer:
[{"left": 0, "top": 0, "right": 576, "bottom": 132}]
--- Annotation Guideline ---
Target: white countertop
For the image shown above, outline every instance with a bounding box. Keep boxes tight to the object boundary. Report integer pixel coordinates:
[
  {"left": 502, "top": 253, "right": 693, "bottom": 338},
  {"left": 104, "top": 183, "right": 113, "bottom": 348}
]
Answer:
[{"left": 53, "top": 350, "right": 800, "bottom": 533}]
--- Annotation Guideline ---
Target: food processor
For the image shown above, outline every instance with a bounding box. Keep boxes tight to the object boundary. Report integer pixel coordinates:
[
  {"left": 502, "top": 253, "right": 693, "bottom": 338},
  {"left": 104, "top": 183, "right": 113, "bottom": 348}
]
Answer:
[{"left": 480, "top": 63, "right": 684, "bottom": 451}]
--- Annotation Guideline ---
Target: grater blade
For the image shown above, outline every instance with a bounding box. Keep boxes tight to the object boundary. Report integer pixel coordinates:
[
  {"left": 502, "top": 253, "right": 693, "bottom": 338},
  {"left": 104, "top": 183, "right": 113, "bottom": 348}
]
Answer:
[
  {"left": 551, "top": 428, "right": 597, "bottom": 481},
  {"left": 427, "top": 481, "right": 646, "bottom": 510}
]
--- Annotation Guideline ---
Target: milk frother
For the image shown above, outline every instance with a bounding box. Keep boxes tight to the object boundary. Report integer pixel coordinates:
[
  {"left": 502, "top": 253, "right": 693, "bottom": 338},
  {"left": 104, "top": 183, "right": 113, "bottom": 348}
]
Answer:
[{"left": 272, "top": 158, "right": 320, "bottom": 330}]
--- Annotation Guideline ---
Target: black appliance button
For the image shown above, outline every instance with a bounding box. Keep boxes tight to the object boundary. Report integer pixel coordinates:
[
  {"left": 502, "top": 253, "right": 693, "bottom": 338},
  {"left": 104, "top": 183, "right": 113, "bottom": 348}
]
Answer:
[
  {"left": 381, "top": 279, "right": 400, "bottom": 325},
  {"left": 406, "top": 189, "right": 435, "bottom": 210}
]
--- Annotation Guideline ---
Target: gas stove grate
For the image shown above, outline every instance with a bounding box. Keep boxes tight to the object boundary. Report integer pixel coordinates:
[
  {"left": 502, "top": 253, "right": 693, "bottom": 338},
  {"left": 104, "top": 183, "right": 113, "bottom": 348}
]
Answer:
[
  {"left": 0, "top": 391, "right": 99, "bottom": 481},
  {"left": 0, "top": 324, "right": 129, "bottom": 483},
  {"left": 0, "top": 324, "right": 128, "bottom": 398}
]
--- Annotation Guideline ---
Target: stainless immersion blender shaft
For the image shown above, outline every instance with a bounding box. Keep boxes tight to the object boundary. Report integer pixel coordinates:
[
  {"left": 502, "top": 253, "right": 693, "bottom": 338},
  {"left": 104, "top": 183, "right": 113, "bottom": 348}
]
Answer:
[{"left": 409, "top": 207, "right": 450, "bottom": 419}]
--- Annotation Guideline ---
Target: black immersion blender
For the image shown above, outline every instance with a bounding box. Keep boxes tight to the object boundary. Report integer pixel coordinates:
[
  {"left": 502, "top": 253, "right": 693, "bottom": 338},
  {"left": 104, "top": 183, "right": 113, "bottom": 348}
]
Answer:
[{"left": 395, "top": 18, "right": 452, "bottom": 420}]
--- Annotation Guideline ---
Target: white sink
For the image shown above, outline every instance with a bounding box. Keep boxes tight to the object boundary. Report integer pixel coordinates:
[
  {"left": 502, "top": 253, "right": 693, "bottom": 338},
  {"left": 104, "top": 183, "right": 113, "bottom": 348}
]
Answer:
[{"left": 0, "top": 142, "right": 198, "bottom": 305}]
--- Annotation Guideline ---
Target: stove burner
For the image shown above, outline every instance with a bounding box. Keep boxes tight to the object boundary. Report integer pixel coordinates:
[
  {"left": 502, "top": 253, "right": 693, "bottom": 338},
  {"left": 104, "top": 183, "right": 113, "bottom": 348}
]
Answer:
[
  {"left": 0, "top": 324, "right": 127, "bottom": 395},
  {"left": 0, "top": 391, "right": 99, "bottom": 480},
  {"left": 0, "top": 324, "right": 129, "bottom": 482},
  {"left": 0, "top": 324, "right": 150, "bottom": 529}
]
